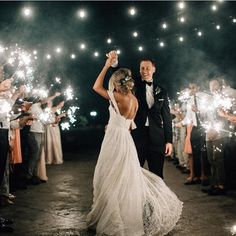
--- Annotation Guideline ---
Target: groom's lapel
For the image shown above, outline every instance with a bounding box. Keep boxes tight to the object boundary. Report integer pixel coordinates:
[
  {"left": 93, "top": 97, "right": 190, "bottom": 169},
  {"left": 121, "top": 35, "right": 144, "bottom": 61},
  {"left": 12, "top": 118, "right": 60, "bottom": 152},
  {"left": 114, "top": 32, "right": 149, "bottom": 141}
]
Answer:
[{"left": 153, "top": 80, "right": 162, "bottom": 98}]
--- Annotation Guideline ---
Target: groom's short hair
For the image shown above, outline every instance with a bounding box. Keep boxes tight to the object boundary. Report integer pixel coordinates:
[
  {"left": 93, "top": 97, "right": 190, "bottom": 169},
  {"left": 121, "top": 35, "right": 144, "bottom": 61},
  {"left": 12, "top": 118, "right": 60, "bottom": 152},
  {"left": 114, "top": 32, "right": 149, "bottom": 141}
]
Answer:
[{"left": 139, "top": 58, "right": 156, "bottom": 67}]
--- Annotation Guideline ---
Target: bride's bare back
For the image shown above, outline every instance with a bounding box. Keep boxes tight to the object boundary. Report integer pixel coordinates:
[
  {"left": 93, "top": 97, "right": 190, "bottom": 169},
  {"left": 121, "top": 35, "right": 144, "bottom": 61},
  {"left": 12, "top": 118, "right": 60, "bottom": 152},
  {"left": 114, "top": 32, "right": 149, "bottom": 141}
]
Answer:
[{"left": 113, "top": 91, "right": 138, "bottom": 120}]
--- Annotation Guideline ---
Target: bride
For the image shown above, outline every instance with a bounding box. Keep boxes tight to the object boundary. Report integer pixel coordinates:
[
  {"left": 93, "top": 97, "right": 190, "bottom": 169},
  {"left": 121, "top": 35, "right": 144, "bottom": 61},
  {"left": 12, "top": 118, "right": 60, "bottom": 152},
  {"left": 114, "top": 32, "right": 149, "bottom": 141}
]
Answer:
[{"left": 86, "top": 54, "right": 183, "bottom": 236}]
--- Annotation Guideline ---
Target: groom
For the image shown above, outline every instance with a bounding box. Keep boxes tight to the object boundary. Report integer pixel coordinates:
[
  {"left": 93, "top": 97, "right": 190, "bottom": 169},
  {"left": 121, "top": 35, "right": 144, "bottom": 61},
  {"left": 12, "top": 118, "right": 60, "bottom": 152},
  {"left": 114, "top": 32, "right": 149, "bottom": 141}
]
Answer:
[{"left": 108, "top": 51, "right": 173, "bottom": 178}]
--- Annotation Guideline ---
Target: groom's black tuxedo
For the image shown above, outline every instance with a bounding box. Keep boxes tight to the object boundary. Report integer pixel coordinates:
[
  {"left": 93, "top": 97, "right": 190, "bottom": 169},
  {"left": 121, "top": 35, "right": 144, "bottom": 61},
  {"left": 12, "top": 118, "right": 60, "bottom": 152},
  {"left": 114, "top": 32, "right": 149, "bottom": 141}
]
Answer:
[
  {"left": 131, "top": 76, "right": 173, "bottom": 178},
  {"left": 111, "top": 65, "right": 172, "bottom": 178}
]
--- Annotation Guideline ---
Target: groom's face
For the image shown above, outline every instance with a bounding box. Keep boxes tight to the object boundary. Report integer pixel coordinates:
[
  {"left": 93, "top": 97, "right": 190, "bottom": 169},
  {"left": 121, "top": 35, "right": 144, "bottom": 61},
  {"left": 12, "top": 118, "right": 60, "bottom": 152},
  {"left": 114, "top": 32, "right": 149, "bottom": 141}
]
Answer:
[{"left": 140, "top": 61, "right": 156, "bottom": 82}]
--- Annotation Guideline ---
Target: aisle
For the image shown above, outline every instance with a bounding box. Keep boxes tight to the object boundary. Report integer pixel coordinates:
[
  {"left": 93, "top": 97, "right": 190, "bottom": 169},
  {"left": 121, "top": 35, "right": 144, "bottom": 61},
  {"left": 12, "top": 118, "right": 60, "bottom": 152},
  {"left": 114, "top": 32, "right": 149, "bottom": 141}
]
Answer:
[{"left": 1, "top": 150, "right": 236, "bottom": 236}]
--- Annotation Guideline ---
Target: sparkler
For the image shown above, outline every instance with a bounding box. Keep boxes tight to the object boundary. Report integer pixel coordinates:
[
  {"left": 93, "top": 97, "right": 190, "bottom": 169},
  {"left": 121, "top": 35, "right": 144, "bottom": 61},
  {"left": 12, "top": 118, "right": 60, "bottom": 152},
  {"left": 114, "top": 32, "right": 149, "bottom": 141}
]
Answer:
[
  {"left": 55, "top": 77, "right": 61, "bottom": 84},
  {"left": 1, "top": 45, "right": 35, "bottom": 88},
  {"left": 61, "top": 121, "right": 70, "bottom": 130},
  {"left": 212, "top": 93, "right": 235, "bottom": 111},
  {"left": 64, "top": 86, "right": 74, "bottom": 100},
  {"left": 67, "top": 106, "right": 80, "bottom": 124},
  {"left": 177, "top": 89, "right": 191, "bottom": 102},
  {"left": 32, "top": 88, "right": 48, "bottom": 98},
  {"left": 38, "top": 107, "right": 54, "bottom": 124}
]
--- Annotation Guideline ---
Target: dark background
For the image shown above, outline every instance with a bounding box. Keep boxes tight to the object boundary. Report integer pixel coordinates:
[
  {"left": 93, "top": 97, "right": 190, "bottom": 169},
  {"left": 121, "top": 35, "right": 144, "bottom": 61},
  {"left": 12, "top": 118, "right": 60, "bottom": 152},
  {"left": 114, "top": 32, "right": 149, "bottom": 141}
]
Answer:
[{"left": 0, "top": 1, "right": 236, "bottom": 125}]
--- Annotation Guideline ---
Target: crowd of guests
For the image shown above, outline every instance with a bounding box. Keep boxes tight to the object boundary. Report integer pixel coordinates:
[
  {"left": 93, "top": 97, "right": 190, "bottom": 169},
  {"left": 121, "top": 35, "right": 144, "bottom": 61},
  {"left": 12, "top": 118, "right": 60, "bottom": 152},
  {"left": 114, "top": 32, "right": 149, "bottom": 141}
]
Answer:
[
  {"left": 0, "top": 66, "right": 65, "bottom": 233},
  {"left": 171, "top": 79, "right": 236, "bottom": 195}
]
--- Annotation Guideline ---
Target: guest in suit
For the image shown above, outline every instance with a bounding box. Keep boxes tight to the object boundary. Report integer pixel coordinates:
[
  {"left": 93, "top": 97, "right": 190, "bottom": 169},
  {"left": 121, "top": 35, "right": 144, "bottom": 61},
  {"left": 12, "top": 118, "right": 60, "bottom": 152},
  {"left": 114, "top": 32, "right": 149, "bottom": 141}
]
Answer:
[{"left": 108, "top": 51, "right": 173, "bottom": 178}]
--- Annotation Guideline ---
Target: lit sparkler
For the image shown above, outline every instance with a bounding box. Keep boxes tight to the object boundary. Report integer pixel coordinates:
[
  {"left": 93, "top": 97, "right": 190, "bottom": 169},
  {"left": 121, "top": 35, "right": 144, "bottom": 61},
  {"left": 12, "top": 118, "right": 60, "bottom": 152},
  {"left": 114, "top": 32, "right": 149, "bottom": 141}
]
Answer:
[
  {"left": 177, "top": 89, "right": 191, "bottom": 102},
  {"left": 64, "top": 86, "right": 74, "bottom": 100},
  {"left": 61, "top": 121, "right": 70, "bottom": 130}
]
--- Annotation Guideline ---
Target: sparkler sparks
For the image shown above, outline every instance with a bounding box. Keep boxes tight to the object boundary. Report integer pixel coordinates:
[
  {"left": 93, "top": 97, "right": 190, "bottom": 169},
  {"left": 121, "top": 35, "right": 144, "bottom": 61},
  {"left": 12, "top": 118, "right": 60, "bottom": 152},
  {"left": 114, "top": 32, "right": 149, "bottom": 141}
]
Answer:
[
  {"left": 32, "top": 88, "right": 48, "bottom": 98},
  {"left": 38, "top": 107, "right": 54, "bottom": 124},
  {"left": 177, "top": 89, "right": 191, "bottom": 102},
  {"left": 61, "top": 121, "right": 70, "bottom": 130},
  {"left": 64, "top": 86, "right": 74, "bottom": 100}
]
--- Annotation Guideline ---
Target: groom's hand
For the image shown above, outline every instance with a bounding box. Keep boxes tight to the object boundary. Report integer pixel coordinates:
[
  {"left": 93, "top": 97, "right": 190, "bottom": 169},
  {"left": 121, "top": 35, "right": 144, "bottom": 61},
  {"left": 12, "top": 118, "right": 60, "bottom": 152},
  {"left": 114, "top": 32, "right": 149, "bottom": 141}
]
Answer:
[{"left": 165, "top": 143, "right": 173, "bottom": 156}]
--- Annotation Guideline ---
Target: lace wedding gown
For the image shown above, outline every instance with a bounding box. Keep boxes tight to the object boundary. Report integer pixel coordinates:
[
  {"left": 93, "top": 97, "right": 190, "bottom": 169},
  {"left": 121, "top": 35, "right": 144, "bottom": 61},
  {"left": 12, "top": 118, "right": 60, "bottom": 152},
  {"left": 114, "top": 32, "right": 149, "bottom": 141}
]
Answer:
[{"left": 87, "top": 91, "right": 182, "bottom": 236}]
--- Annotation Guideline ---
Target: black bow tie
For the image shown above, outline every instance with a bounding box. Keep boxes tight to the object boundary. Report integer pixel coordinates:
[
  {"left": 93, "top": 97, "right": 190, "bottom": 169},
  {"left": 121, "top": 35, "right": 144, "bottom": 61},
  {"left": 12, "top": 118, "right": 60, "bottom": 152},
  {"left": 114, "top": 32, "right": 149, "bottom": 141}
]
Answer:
[{"left": 143, "top": 81, "right": 153, "bottom": 86}]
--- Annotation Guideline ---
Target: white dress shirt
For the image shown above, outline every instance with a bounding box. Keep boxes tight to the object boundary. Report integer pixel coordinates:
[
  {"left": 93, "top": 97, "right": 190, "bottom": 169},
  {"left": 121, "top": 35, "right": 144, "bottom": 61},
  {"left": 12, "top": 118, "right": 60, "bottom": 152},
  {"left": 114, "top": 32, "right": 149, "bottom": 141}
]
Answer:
[
  {"left": 145, "top": 82, "right": 154, "bottom": 126},
  {"left": 0, "top": 98, "right": 14, "bottom": 129},
  {"left": 181, "top": 95, "right": 198, "bottom": 127},
  {"left": 30, "top": 103, "right": 55, "bottom": 133}
]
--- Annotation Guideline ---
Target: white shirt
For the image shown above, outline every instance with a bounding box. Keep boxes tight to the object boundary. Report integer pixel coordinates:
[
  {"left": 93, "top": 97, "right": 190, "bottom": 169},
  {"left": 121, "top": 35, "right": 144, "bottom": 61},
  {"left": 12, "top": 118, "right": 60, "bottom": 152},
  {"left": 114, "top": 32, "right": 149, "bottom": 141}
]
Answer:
[
  {"left": 181, "top": 92, "right": 206, "bottom": 127},
  {"left": 0, "top": 98, "right": 14, "bottom": 129},
  {"left": 30, "top": 103, "right": 55, "bottom": 133},
  {"left": 145, "top": 83, "right": 154, "bottom": 126}
]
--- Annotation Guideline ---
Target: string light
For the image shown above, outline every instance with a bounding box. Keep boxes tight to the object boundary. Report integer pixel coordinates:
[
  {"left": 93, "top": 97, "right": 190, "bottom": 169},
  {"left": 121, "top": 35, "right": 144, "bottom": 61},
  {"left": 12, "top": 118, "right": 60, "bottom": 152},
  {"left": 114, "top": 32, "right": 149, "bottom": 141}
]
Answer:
[
  {"left": 22, "top": 7, "right": 32, "bottom": 18},
  {"left": 116, "top": 49, "right": 121, "bottom": 54},
  {"left": 90, "top": 111, "right": 97, "bottom": 117},
  {"left": 138, "top": 46, "right": 143, "bottom": 51},
  {"left": 77, "top": 9, "right": 86, "bottom": 19},
  {"left": 211, "top": 5, "right": 218, "bottom": 11},
  {"left": 178, "top": 1, "right": 185, "bottom": 10},
  {"left": 129, "top": 7, "right": 136, "bottom": 16},
  {"left": 232, "top": 18, "right": 236, "bottom": 23},
  {"left": 56, "top": 47, "right": 62, "bottom": 53},
  {"left": 179, "top": 16, "right": 185, "bottom": 23},
  {"left": 94, "top": 51, "right": 99, "bottom": 57},
  {"left": 46, "top": 54, "right": 51, "bottom": 59},
  {"left": 159, "top": 41, "right": 165, "bottom": 47},
  {"left": 132, "top": 31, "right": 138, "bottom": 37},
  {"left": 107, "top": 38, "right": 112, "bottom": 44},
  {"left": 162, "top": 23, "right": 168, "bottom": 29},
  {"left": 179, "top": 36, "right": 184, "bottom": 42},
  {"left": 70, "top": 54, "right": 76, "bottom": 59},
  {"left": 197, "top": 31, "right": 203, "bottom": 37},
  {"left": 216, "top": 25, "right": 221, "bottom": 30},
  {"left": 79, "top": 43, "right": 86, "bottom": 50}
]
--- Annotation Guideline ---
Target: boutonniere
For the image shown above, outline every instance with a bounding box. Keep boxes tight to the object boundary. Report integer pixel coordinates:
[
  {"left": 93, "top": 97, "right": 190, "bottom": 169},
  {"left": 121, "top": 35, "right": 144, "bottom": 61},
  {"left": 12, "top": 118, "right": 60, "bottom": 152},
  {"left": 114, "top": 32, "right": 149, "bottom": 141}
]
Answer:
[{"left": 154, "top": 86, "right": 161, "bottom": 95}]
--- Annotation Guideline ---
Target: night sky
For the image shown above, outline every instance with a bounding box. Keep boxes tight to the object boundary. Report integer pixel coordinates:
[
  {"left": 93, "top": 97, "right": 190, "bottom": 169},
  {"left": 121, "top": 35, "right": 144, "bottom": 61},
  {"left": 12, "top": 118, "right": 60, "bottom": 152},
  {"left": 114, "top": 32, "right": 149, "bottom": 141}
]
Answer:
[{"left": 0, "top": 1, "right": 236, "bottom": 125}]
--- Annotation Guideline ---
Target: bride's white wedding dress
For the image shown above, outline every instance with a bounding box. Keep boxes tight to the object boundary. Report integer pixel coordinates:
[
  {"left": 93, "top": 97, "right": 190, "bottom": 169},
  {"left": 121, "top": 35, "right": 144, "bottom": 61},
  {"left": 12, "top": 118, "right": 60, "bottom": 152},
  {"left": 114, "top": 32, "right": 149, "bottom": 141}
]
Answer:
[{"left": 87, "top": 91, "right": 182, "bottom": 236}]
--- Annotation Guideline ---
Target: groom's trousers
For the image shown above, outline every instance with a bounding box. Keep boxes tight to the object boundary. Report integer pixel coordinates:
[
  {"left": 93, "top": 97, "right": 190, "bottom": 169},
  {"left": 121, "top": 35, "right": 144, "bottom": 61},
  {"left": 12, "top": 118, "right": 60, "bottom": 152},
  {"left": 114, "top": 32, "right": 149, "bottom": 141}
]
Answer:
[{"left": 133, "top": 126, "right": 165, "bottom": 179}]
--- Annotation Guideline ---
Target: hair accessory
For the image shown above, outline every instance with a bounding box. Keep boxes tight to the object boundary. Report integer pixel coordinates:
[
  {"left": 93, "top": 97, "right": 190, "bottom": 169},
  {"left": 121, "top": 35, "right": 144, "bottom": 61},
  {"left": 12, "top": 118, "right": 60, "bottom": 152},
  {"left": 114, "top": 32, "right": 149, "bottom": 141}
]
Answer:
[{"left": 119, "top": 76, "right": 132, "bottom": 86}]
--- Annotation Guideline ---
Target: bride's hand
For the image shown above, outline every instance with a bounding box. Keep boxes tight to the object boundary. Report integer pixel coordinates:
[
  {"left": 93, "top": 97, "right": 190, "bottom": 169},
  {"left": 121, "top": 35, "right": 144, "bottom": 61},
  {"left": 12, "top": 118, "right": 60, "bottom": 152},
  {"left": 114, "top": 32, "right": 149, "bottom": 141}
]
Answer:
[
  {"left": 106, "top": 51, "right": 118, "bottom": 65},
  {"left": 104, "top": 57, "right": 114, "bottom": 68}
]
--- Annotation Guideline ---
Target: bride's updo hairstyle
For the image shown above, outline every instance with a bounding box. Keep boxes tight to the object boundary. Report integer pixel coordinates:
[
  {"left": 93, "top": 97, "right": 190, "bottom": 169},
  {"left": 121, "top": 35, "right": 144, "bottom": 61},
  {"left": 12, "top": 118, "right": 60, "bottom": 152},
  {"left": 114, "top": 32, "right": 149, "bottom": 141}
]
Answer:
[{"left": 110, "top": 68, "right": 134, "bottom": 94}]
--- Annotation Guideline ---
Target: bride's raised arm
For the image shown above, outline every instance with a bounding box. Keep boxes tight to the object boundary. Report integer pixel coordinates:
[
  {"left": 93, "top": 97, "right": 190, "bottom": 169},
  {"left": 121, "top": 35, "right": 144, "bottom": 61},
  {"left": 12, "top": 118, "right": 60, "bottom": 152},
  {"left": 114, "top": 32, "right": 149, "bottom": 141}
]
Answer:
[{"left": 93, "top": 56, "right": 114, "bottom": 100}]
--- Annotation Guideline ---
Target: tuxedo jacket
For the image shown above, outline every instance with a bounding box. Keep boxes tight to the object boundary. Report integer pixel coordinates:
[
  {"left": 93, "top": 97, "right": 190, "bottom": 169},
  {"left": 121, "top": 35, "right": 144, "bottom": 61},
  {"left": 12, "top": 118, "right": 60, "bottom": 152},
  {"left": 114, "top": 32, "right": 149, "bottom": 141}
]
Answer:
[
  {"left": 132, "top": 76, "right": 173, "bottom": 148},
  {"left": 111, "top": 66, "right": 172, "bottom": 148}
]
